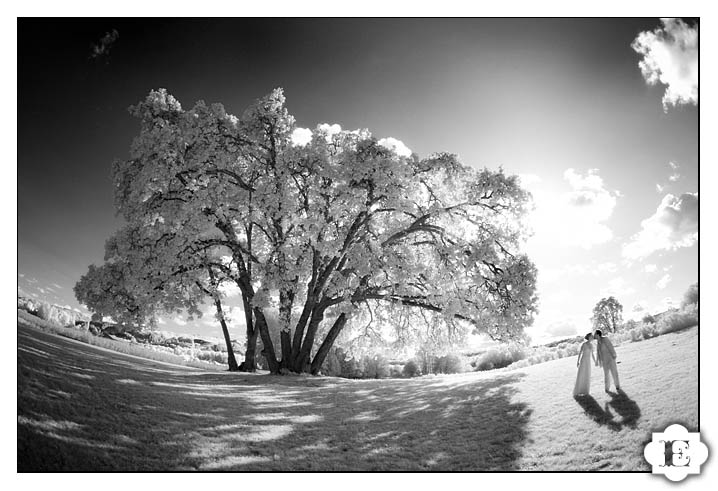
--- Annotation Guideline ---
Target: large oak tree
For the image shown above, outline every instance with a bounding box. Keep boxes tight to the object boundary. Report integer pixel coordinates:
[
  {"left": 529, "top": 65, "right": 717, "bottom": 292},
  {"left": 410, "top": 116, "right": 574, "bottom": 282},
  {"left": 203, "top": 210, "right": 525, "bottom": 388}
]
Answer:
[{"left": 81, "top": 88, "right": 538, "bottom": 374}]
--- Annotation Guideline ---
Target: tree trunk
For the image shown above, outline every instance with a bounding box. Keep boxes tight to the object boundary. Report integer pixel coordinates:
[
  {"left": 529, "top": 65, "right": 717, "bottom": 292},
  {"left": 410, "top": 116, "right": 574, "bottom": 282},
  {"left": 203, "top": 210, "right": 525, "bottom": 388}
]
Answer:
[
  {"left": 280, "top": 330, "right": 292, "bottom": 369},
  {"left": 239, "top": 296, "right": 257, "bottom": 372},
  {"left": 292, "top": 307, "right": 325, "bottom": 372},
  {"left": 310, "top": 313, "right": 347, "bottom": 375},
  {"left": 290, "top": 295, "right": 314, "bottom": 366},
  {"left": 254, "top": 308, "right": 281, "bottom": 374},
  {"left": 214, "top": 298, "right": 239, "bottom": 371},
  {"left": 240, "top": 329, "right": 258, "bottom": 372},
  {"left": 278, "top": 289, "right": 295, "bottom": 369}
]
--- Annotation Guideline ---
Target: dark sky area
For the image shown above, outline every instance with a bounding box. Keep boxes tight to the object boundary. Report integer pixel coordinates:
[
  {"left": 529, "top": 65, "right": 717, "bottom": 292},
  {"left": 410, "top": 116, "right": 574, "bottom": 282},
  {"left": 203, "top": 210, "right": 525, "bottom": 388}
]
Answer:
[{"left": 17, "top": 18, "right": 698, "bottom": 341}]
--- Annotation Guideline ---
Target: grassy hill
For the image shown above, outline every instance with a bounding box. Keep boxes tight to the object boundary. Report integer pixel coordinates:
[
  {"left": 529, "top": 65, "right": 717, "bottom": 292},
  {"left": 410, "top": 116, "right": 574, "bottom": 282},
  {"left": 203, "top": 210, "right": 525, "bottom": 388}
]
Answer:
[{"left": 17, "top": 319, "right": 698, "bottom": 471}]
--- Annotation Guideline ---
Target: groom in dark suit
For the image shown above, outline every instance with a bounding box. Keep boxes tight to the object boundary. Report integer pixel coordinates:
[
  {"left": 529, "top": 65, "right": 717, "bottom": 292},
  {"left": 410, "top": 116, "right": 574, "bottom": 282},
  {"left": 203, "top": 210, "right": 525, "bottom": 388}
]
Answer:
[{"left": 594, "top": 329, "right": 621, "bottom": 393}]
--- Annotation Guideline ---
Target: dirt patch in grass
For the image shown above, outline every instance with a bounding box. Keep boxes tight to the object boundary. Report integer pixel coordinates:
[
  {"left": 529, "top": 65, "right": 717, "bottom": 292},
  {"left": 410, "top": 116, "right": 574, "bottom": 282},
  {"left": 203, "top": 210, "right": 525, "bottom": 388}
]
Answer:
[{"left": 17, "top": 322, "right": 697, "bottom": 471}]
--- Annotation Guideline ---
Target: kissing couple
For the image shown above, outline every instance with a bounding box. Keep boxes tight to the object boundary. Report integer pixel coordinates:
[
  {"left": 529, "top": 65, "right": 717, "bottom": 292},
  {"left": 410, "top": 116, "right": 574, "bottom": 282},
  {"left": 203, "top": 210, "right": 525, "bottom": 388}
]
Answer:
[{"left": 573, "top": 329, "right": 621, "bottom": 397}]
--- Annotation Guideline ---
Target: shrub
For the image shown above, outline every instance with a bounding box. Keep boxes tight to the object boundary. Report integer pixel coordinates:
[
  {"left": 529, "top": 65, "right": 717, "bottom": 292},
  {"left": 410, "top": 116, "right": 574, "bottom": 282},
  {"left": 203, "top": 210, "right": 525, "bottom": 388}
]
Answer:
[
  {"left": 656, "top": 304, "right": 698, "bottom": 335},
  {"left": 402, "top": 360, "right": 420, "bottom": 378},
  {"left": 682, "top": 282, "right": 699, "bottom": 307},
  {"left": 565, "top": 343, "right": 581, "bottom": 356},
  {"left": 340, "top": 357, "right": 363, "bottom": 379},
  {"left": 389, "top": 365, "right": 403, "bottom": 378},
  {"left": 474, "top": 343, "right": 527, "bottom": 371},
  {"left": 433, "top": 354, "right": 465, "bottom": 374},
  {"left": 321, "top": 348, "right": 343, "bottom": 377},
  {"left": 17, "top": 310, "right": 223, "bottom": 371},
  {"left": 475, "top": 349, "right": 510, "bottom": 371},
  {"left": 363, "top": 354, "right": 390, "bottom": 379},
  {"left": 612, "top": 329, "right": 632, "bottom": 345},
  {"left": 640, "top": 324, "right": 659, "bottom": 339},
  {"left": 196, "top": 350, "right": 228, "bottom": 364},
  {"left": 629, "top": 327, "right": 642, "bottom": 342},
  {"left": 540, "top": 352, "right": 555, "bottom": 364}
]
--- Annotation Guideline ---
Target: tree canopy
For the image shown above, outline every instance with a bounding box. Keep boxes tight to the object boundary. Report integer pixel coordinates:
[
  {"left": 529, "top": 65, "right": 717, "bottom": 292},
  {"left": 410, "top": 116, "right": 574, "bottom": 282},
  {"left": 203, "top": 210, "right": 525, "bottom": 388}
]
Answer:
[
  {"left": 591, "top": 296, "right": 623, "bottom": 333},
  {"left": 76, "top": 88, "right": 538, "bottom": 374},
  {"left": 682, "top": 282, "right": 698, "bottom": 307}
]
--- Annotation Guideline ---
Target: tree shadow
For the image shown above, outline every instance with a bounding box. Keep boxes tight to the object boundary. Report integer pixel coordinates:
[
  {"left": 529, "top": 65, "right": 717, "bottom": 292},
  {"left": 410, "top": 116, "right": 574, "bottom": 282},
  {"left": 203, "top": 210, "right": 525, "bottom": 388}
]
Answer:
[
  {"left": 18, "top": 323, "right": 533, "bottom": 471},
  {"left": 573, "top": 395, "right": 621, "bottom": 431},
  {"left": 607, "top": 391, "right": 641, "bottom": 429}
]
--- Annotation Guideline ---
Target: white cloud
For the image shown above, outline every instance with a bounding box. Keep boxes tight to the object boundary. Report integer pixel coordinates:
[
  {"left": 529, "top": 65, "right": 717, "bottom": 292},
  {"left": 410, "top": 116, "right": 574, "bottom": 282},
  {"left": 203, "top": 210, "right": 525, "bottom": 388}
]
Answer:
[
  {"left": 623, "top": 192, "right": 698, "bottom": 260},
  {"left": 657, "top": 162, "right": 681, "bottom": 192},
  {"left": 601, "top": 277, "right": 636, "bottom": 298},
  {"left": 644, "top": 264, "right": 658, "bottom": 273},
  {"left": 317, "top": 123, "right": 342, "bottom": 136},
  {"left": 668, "top": 161, "right": 681, "bottom": 182},
  {"left": 518, "top": 174, "right": 542, "bottom": 188},
  {"left": 561, "top": 169, "right": 618, "bottom": 245},
  {"left": 198, "top": 302, "right": 242, "bottom": 328},
  {"left": 540, "top": 262, "right": 617, "bottom": 284},
  {"left": 628, "top": 302, "right": 649, "bottom": 321},
  {"left": 173, "top": 317, "right": 187, "bottom": 326},
  {"left": 90, "top": 29, "right": 120, "bottom": 60},
  {"left": 660, "top": 297, "right": 676, "bottom": 311},
  {"left": 657, "top": 274, "right": 671, "bottom": 290},
  {"left": 596, "top": 262, "right": 618, "bottom": 274},
  {"left": 544, "top": 319, "right": 580, "bottom": 338},
  {"left": 632, "top": 18, "right": 698, "bottom": 111},
  {"left": 290, "top": 127, "right": 312, "bottom": 147},
  {"left": 219, "top": 282, "right": 241, "bottom": 298},
  {"left": 526, "top": 312, "right": 586, "bottom": 345},
  {"left": 377, "top": 137, "right": 412, "bottom": 157},
  {"left": 526, "top": 168, "right": 619, "bottom": 249}
]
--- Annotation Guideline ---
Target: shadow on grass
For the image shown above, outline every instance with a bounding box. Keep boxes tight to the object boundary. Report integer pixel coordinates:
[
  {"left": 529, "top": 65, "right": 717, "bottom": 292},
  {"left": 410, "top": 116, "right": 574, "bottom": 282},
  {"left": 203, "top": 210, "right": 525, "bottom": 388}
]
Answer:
[
  {"left": 573, "top": 395, "right": 621, "bottom": 431},
  {"left": 573, "top": 390, "right": 641, "bottom": 432},
  {"left": 607, "top": 391, "right": 641, "bottom": 429},
  {"left": 18, "top": 323, "right": 532, "bottom": 471}
]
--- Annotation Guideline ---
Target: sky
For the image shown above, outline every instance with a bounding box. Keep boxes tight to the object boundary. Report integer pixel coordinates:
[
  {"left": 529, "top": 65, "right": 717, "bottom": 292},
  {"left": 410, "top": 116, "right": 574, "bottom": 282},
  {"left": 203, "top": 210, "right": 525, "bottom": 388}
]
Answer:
[{"left": 16, "top": 18, "right": 699, "bottom": 346}]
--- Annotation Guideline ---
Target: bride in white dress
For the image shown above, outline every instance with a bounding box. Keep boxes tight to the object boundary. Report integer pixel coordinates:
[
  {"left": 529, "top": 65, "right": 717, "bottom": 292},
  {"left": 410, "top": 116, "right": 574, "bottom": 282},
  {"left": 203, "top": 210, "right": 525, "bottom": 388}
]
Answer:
[{"left": 573, "top": 332, "right": 596, "bottom": 397}]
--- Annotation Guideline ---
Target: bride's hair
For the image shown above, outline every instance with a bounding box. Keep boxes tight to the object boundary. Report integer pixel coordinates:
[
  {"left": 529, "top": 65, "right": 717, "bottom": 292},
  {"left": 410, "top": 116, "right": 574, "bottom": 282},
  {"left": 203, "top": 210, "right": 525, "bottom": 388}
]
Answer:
[{"left": 584, "top": 332, "right": 592, "bottom": 340}]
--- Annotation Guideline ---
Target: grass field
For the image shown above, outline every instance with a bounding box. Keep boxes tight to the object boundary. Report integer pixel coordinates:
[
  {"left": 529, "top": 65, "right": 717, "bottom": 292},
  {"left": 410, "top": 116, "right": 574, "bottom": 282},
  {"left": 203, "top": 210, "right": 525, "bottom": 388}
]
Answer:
[{"left": 17, "top": 319, "right": 698, "bottom": 471}]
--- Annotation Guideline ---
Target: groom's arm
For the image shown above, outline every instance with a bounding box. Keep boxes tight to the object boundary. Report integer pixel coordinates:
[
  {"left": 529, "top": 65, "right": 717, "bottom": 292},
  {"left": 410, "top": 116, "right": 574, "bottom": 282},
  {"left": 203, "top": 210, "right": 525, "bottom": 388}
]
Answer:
[{"left": 607, "top": 339, "right": 617, "bottom": 359}]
